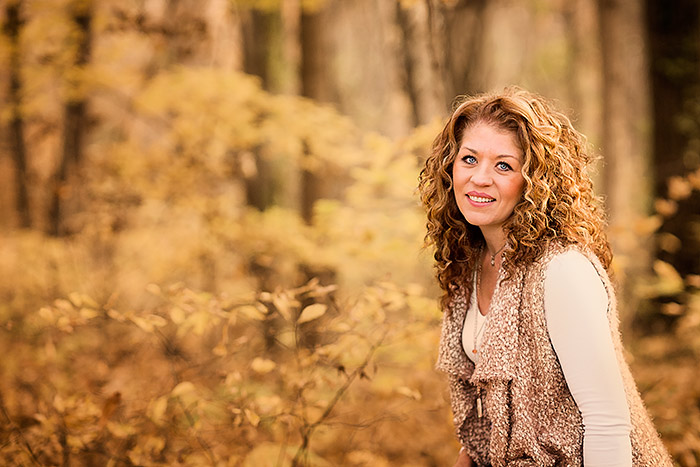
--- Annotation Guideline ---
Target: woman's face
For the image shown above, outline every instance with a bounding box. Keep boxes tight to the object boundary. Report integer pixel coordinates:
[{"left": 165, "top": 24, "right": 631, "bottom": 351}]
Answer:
[{"left": 452, "top": 121, "right": 526, "bottom": 234}]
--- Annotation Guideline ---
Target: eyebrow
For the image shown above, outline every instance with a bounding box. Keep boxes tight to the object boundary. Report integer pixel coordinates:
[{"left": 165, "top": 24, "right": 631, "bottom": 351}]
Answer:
[{"left": 460, "top": 145, "right": 521, "bottom": 162}]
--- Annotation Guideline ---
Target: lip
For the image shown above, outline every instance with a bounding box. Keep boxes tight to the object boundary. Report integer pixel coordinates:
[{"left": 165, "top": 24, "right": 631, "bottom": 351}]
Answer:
[{"left": 466, "top": 191, "right": 496, "bottom": 206}]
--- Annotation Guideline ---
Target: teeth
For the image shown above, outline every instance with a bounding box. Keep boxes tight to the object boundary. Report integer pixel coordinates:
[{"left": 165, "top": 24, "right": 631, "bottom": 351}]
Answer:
[{"left": 468, "top": 194, "right": 495, "bottom": 203}]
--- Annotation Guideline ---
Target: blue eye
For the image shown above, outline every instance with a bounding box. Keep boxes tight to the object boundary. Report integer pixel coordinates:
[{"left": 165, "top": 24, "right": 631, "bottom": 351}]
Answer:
[
  {"left": 461, "top": 155, "right": 477, "bottom": 164},
  {"left": 496, "top": 161, "right": 513, "bottom": 171}
]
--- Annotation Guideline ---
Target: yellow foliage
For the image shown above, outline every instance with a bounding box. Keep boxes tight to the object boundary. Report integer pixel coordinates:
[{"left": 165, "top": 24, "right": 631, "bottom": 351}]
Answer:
[{"left": 0, "top": 5, "right": 696, "bottom": 463}]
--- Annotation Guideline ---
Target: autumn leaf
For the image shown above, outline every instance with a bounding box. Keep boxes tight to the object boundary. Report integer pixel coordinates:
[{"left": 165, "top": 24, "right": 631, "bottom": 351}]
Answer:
[
  {"left": 146, "top": 283, "right": 162, "bottom": 296},
  {"left": 667, "top": 176, "right": 692, "bottom": 200},
  {"left": 53, "top": 395, "right": 66, "bottom": 413},
  {"left": 107, "top": 309, "right": 126, "bottom": 322},
  {"left": 170, "top": 306, "right": 186, "bottom": 324},
  {"left": 38, "top": 307, "right": 55, "bottom": 322},
  {"left": 148, "top": 396, "right": 168, "bottom": 425},
  {"left": 255, "top": 395, "right": 281, "bottom": 414},
  {"left": 79, "top": 307, "right": 99, "bottom": 319},
  {"left": 171, "top": 381, "right": 197, "bottom": 398},
  {"left": 146, "top": 314, "right": 168, "bottom": 327},
  {"left": 213, "top": 324, "right": 229, "bottom": 356},
  {"left": 68, "top": 292, "right": 84, "bottom": 307},
  {"left": 272, "top": 292, "right": 294, "bottom": 321},
  {"left": 251, "top": 357, "right": 276, "bottom": 374},
  {"left": 130, "top": 316, "right": 154, "bottom": 333},
  {"left": 244, "top": 408, "right": 260, "bottom": 427},
  {"left": 99, "top": 391, "right": 122, "bottom": 428},
  {"left": 54, "top": 299, "right": 73, "bottom": 313},
  {"left": 107, "top": 422, "right": 136, "bottom": 439},
  {"left": 238, "top": 304, "right": 267, "bottom": 321},
  {"left": 56, "top": 316, "right": 74, "bottom": 333},
  {"left": 396, "top": 386, "right": 422, "bottom": 400},
  {"left": 297, "top": 303, "right": 327, "bottom": 324}
]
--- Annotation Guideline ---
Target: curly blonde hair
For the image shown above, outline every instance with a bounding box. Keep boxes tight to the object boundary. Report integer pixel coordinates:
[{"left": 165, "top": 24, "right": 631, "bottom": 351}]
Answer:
[{"left": 418, "top": 87, "right": 612, "bottom": 309}]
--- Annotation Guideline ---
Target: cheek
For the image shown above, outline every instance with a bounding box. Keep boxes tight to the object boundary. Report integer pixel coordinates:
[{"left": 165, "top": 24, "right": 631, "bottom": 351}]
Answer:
[
  {"left": 506, "top": 179, "right": 526, "bottom": 204},
  {"left": 451, "top": 166, "right": 464, "bottom": 188}
]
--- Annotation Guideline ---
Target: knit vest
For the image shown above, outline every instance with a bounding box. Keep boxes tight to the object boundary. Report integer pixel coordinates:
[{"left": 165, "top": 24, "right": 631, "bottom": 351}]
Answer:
[{"left": 436, "top": 244, "right": 673, "bottom": 467}]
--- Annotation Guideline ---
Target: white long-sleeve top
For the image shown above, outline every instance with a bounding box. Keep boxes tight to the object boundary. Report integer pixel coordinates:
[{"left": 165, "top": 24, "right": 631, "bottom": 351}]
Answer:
[{"left": 462, "top": 250, "right": 632, "bottom": 466}]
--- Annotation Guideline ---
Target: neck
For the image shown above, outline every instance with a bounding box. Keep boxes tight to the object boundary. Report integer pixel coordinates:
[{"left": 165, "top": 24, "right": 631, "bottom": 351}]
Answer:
[{"left": 480, "top": 226, "right": 507, "bottom": 257}]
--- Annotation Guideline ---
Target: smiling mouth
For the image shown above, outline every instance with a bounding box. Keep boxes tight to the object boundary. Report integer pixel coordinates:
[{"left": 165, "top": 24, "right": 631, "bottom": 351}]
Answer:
[{"left": 467, "top": 194, "right": 496, "bottom": 203}]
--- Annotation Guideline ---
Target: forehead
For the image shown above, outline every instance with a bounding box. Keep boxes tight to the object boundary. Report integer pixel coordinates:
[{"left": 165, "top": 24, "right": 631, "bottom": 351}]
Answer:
[{"left": 459, "top": 122, "right": 523, "bottom": 157}]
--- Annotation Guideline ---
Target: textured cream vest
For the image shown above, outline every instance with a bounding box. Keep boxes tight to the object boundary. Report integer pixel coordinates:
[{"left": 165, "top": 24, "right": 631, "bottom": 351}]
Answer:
[{"left": 436, "top": 243, "right": 673, "bottom": 467}]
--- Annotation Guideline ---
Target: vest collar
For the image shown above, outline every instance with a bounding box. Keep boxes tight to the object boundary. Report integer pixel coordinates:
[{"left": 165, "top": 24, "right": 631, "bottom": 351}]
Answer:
[
  {"left": 471, "top": 264, "right": 525, "bottom": 385},
  {"left": 436, "top": 263, "right": 526, "bottom": 384}
]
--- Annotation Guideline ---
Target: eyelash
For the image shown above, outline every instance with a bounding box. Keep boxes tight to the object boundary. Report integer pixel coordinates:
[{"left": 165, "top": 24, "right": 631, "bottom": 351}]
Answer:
[{"left": 460, "top": 155, "right": 513, "bottom": 172}]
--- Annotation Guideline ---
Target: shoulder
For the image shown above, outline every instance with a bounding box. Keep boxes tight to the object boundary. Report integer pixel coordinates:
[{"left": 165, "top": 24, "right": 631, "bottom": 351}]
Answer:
[
  {"left": 544, "top": 248, "right": 607, "bottom": 305},
  {"left": 526, "top": 241, "right": 602, "bottom": 274},
  {"left": 547, "top": 248, "right": 597, "bottom": 277},
  {"left": 522, "top": 242, "right": 609, "bottom": 293}
]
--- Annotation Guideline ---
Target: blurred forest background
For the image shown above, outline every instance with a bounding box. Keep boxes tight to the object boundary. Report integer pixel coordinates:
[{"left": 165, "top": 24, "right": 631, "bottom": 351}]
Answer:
[{"left": 0, "top": 0, "right": 699, "bottom": 465}]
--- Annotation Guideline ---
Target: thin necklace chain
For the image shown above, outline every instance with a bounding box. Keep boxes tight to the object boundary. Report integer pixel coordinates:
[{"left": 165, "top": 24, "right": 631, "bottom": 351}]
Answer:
[{"left": 488, "top": 242, "right": 507, "bottom": 267}]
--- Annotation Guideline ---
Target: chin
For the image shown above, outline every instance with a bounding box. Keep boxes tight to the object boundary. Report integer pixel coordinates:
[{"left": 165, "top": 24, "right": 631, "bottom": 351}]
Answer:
[{"left": 461, "top": 214, "right": 489, "bottom": 226}]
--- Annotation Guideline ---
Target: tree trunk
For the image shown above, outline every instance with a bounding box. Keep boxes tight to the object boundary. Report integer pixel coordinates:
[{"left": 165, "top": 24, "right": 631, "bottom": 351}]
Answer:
[
  {"left": 300, "top": 7, "right": 338, "bottom": 103},
  {"left": 4, "top": 0, "right": 31, "bottom": 229},
  {"left": 162, "top": 0, "right": 210, "bottom": 66},
  {"left": 564, "top": 0, "right": 604, "bottom": 187},
  {"left": 240, "top": 7, "right": 275, "bottom": 89},
  {"left": 242, "top": 149, "right": 275, "bottom": 211},
  {"left": 280, "top": 0, "right": 301, "bottom": 95},
  {"left": 299, "top": 6, "right": 338, "bottom": 223},
  {"left": 428, "top": 0, "right": 488, "bottom": 104},
  {"left": 598, "top": 0, "right": 653, "bottom": 320},
  {"left": 395, "top": 0, "right": 446, "bottom": 126},
  {"left": 238, "top": 7, "right": 279, "bottom": 212},
  {"left": 48, "top": 0, "right": 92, "bottom": 236}
]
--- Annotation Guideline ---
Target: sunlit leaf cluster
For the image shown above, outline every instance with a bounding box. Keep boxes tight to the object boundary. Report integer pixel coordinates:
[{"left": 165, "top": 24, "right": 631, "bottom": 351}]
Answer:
[{"left": 0, "top": 0, "right": 698, "bottom": 464}]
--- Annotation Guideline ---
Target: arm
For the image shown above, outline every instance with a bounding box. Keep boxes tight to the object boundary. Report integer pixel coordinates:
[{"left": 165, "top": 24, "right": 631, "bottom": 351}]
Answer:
[{"left": 544, "top": 250, "right": 632, "bottom": 467}]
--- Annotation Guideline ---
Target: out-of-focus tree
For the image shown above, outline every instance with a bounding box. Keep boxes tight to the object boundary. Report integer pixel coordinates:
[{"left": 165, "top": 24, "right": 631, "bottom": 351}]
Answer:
[
  {"left": 0, "top": 0, "right": 698, "bottom": 464},
  {"left": 598, "top": 0, "right": 653, "bottom": 323},
  {"left": 395, "top": 0, "right": 445, "bottom": 127},
  {"left": 48, "top": 0, "right": 93, "bottom": 236},
  {"left": 3, "top": 0, "right": 31, "bottom": 228},
  {"left": 564, "top": 0, "right": 603, "bottom": 176},
  {"left": 429, "top": 0, "right": 488, "bottom": 100}
]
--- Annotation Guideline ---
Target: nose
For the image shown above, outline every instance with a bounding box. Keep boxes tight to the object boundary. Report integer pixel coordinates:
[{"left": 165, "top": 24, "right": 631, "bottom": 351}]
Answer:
[{"left": 471, "top": 164, "right": 493, "bottom": 186}]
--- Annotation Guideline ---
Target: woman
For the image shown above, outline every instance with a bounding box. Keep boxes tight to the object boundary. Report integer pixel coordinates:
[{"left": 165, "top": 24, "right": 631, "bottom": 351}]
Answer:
[{"left": 418, "top": 87, "right": 672, "bottom": 467}]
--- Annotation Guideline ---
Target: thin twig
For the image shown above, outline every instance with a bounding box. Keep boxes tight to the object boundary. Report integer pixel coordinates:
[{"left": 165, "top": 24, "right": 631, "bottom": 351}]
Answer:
[
  {"left": 291, "top": 333, "right": 386, "bottom": 466},
  {"left": 312, "top": 335, "right": 385, "bottom": 430},
  {"left": 176, "top": 398, "right": 216, "bottom": 465},
  {"left": 0, "top": 394, "right": 41, "bottom": 465}
]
